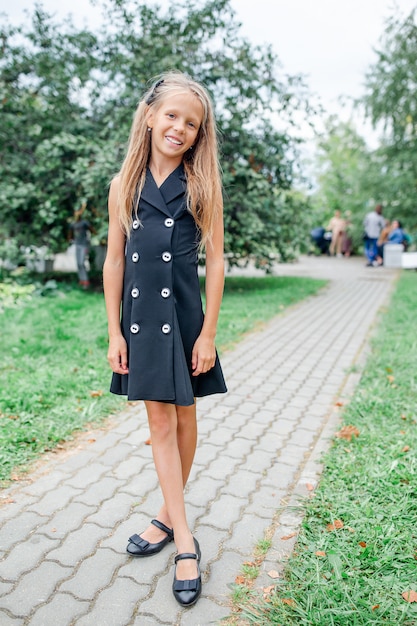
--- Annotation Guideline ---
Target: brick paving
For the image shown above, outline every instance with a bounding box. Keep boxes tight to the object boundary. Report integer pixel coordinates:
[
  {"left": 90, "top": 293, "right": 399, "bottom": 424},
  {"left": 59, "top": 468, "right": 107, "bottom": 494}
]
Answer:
[{"left": 0, "top": 256, "right": 398, "bottom": 625}]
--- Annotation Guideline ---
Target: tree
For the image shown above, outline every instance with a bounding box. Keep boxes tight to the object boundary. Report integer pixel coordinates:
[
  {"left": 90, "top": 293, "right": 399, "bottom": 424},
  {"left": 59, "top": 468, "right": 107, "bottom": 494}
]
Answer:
[
  {"left": 362, "top": 8, "right": 417, "bottom": 230},
  {"left": 0, "top": 0, "right": 313, "bottom": 267}
]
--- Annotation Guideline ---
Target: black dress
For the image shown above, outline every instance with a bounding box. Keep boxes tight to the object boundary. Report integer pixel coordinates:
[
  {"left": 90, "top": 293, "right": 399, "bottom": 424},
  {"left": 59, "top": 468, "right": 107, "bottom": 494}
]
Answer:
[{"left": 110, "top": 165, "right": 227, "bottom": 406}]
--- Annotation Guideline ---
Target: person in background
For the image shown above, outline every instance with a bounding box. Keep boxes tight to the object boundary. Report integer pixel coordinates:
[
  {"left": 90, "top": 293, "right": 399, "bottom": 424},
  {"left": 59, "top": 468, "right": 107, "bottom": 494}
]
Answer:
[
  {"left": 388, "top": 219, "right": 406, "bottom": 245},
  {"left": 363, "top": 204, "right": 385, "bottom": 266},
  {"left": 375, "top": 219, "right": 391, "bottom": 266},
  {"left": 69, "top": 203, "right": 95, "bottom": 288},
  {"left": 326, "top": 209, "right": 346, "bottom": 257}
]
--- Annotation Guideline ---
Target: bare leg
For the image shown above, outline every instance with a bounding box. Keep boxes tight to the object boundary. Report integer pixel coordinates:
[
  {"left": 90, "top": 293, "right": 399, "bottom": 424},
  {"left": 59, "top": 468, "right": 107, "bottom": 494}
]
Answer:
[{"left": 142, "top": 400, "right": 198, "bottom": 580}]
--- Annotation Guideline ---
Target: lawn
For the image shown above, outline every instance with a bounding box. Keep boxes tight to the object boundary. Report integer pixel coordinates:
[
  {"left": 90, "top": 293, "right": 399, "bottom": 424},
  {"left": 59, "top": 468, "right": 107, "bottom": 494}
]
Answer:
[
  {"left": 0, "top": 274, "right": 325, "bottom": 485},
  {"left": 232, "top": 270, "right": 417, "bottom": 625}
]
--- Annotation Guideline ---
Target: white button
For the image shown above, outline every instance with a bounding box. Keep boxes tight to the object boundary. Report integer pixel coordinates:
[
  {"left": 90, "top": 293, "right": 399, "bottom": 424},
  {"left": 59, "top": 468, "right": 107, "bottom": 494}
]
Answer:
[
  {"left": 162, "top": 252, "right": 172, "bottom": 262},
  {"left": 132, "top": 252, "right": 139, "bottom": 262},
  {"left": 130, "top": 324, "right": 140, "bottom": 334},
  {"left": 164, "top": 218, "right": 174, "bottom": 228},
  {"left": 161, "top": 324, "right": 171, "bottom": 334},
  {"left": 131, "top": 288, "right": 139, "bottom": 298},
  {"left": 132, "top": 219, "right": 140, "bottom": 230},
  {"left": 161, "top": 288, "right": 171, "bottom": 298}
]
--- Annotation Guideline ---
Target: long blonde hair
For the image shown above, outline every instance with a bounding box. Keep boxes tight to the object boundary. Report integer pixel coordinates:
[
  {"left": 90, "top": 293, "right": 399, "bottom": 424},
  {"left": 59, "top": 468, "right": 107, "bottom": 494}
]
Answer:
[{"left": 117, "top": 71, "right": 223, "bottom": 247}]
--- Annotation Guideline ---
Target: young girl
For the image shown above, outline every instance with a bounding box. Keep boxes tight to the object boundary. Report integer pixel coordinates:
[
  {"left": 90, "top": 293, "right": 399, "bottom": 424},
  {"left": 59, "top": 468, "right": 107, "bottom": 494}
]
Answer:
[{"left": 103, "top": 71, "right": 227, "bottom": 607}]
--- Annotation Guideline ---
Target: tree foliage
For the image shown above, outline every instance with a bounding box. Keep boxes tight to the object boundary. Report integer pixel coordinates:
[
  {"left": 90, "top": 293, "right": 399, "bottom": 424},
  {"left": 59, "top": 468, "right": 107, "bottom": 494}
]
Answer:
[
  {"left": 362, "top": 8, "right": 417, "bottom": 230},
  {"left": 0, "top": 0, "right": 312, "bottom": 267}
]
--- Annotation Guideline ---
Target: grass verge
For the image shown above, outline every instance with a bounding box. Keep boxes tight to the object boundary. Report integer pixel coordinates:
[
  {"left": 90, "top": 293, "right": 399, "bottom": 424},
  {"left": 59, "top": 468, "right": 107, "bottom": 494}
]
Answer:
[
  {"left": 232, "top": 270, "right": 417, "bottom": 625},
  {"left": 0, "top": 274, "right": 325, "bottom": 486}
]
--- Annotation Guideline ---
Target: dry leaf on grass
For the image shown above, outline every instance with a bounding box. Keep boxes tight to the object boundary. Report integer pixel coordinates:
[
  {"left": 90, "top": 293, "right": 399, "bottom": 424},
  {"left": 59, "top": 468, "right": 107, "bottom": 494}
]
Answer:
[
  {"left": 89, "top": 390, "right": 103, "bottom": 397},
  {"left": 282, "top": 598, "right": 296, "bottom": 607},
  {"left": 267, "top": 570, "right": 280, "bottom": 579},
  {"left": 235, "top": 575, "right": 246, "bottom": 585},
  {"left": 387, "top": 375, "right": 395, "bottom": 383},
  {"left": 402, "top": 445, "right": 410, "bottom": 452},
  {"left": 326, "top": 519, "right": 344, "bottom": 531},
  {"left": 335, "top": 425, "right": 359, "bottom": 441},
  {"left": 372, "top": 604, "right": 380, "bottom": 611},
  {"left": 263, "top": 585, "right": 275, "bottom": 594},
  {"left": 359, "top": 541, "right": 367, "bottom": 548},
  {"left": 402, "top": 590, "right": 417, "bottom": 603},
  {"left": 315, "top": 550, "right": 326, "bottom": 557}
]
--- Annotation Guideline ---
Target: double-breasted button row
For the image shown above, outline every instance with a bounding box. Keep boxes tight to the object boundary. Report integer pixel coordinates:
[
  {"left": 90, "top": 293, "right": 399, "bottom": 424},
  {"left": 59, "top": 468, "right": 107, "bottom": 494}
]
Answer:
[{"left": 164, "top": 218, "right": 174, "bottom": 228}]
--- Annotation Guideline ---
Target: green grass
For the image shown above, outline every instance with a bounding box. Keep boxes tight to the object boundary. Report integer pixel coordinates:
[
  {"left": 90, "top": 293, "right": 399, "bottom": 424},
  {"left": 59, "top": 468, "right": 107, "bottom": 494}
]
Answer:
[
  {"left": 0, "top": 274, "right": 325, "bottom": 485},
  {"left": 235, "top": 270, "right": 417, "bottom": 625}
]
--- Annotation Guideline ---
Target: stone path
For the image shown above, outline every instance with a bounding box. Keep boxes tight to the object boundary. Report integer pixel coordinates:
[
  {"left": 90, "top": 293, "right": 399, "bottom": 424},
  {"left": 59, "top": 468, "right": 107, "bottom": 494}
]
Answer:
[{"left": 0, "top": 256, "right": 398, "bottom": 625}]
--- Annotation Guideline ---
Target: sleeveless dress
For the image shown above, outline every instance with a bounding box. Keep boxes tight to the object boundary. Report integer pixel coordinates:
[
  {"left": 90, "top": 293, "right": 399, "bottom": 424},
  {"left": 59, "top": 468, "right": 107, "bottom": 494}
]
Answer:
[{"left": 110, "top": 164, "right": 227, "bottom": 407}]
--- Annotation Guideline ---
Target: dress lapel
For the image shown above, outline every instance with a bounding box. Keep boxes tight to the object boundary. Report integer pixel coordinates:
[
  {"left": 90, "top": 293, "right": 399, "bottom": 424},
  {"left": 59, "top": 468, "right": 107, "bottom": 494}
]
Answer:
[{"left": 139, "top": 165, "right": 187, "bottom": 218}]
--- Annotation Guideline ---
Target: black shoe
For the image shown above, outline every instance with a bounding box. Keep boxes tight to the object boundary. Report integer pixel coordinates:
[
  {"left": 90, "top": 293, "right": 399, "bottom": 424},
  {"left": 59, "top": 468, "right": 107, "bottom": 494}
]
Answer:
[
  {"left": 172, "top": 545, "right": 202, "bottom": 607},
  {"left": 126, "top": 519, "right": 174, "bottom": 557}
]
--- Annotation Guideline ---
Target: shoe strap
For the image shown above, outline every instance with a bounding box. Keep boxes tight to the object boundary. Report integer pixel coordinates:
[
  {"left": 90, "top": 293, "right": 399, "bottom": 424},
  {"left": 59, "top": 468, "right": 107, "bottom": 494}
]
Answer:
[
  {"left": 174, "top": 552, "right": 198, "bottom": 564},
  {"left": 151, "top": 519, "right": 174, "bottom": 538}
]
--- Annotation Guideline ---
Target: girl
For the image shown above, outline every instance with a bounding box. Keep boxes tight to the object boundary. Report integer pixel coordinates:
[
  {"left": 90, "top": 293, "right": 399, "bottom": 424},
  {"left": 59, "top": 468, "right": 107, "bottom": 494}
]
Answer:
[{"left": 103, "top": 71, "right": 227, "bottom": 607}]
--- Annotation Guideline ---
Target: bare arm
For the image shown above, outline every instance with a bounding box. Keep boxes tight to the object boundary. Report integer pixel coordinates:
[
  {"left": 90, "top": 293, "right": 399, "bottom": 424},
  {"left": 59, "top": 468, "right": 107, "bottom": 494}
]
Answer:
[
  {"left": 103, "top": 177, "right": 129, "bottom": 375},
  {"left": 191, "top": 210, "right": 225, "bottom": 376}
]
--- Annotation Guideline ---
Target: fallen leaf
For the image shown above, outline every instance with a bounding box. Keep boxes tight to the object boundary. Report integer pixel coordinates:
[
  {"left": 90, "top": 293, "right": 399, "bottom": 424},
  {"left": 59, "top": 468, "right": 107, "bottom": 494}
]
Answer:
[
  {"left": 402, "top": 590, "right": 417, "bottom": 603},
  {"left": 282, "top": 598, "right": 295, "bottom": 607},
  {"left": 267, "top": 570, "right": 280, "bottom": 579},
  {"left": 90, "top": 390, "right": 103, "bottom": 397},
  {"left": 326, "top": 519, "right": 344, "bottom": 531},
  {"left": 387, "top": 375, "right": 395, "bottom": 384},
  {"left": 347, "top": 527, "right": 356, "bottom": 533},
  {"left": 372, "top": 604, "right": 380, "bottom": 611},
  {"left": 87, "top": 438, "right": 96, "bottom": 444},
  {"left": 263, "top": 585, "right": 275, "bottom": 594},
  {"left": 359, "top": 541, "right": 367, "bottom": 548},
  {"left": 401, "top": 414, "right": 407, "bottom": 420},
  {"left": 335, "top": 401, "right": 344, "bottom": 407},
  {"left": 235, "top": 575, "right": 245, "bottom": 585},
  {"left": 281, "top": 532, "right": 297, "bottom": 540},
  {"left": 306, "top": 483, "right": 315, "bottom": 491},
  {"left": 402, "top": 445, "right": 410, "bottom": 453},
  {"left": 335, "top": 425, "right": 359, "bottom": 441},
  {"left": 1, "top": 497, "right": 15, "bottom": 504},
  {"left": 315, "top": 550, "right": 326, "bottom": 557}
]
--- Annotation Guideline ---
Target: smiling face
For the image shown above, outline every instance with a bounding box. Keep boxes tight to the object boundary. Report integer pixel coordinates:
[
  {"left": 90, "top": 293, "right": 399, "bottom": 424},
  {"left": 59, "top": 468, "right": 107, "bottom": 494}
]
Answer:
[{"left": 146, "top": 91, "right": 203, "bottom": 170}]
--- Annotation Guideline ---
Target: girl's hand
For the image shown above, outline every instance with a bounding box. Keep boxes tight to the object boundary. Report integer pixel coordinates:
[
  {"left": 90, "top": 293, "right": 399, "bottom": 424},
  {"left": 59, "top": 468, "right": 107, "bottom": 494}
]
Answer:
[
  {"left": 191, "top": 335, "right": 216, "bottom": 376},
  {"left": 107, "top": 335, "right": 129, "bottom": 374}
]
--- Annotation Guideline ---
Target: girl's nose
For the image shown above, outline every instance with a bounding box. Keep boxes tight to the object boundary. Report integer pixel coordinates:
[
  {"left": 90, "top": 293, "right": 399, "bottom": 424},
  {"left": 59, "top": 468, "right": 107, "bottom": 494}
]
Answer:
[{"left": 173, "top": 119, "right": 185, "bottom": 132}]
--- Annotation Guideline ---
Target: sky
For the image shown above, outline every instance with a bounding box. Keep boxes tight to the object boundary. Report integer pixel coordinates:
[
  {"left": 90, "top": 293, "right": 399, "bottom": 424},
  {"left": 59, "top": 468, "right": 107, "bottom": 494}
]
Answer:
[{"left": 3, "top": 0, "right": 417, "bottom": 143}]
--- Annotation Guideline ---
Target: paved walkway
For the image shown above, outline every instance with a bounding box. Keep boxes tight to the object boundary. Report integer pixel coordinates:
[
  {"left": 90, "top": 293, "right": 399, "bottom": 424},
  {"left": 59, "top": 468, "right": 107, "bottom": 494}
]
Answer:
[{"left": 0, "top": 256, "right": 398, "bottom": 626}]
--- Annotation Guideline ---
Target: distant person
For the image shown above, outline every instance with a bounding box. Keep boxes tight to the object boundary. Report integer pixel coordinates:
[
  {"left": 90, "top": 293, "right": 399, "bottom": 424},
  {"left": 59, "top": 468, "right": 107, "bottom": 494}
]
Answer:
[
  {"left": 341, "top": 210, "right": 353, "bottom": 257},
  {"left": 69, "top": 203, "right": 94, "bottom": 288},
  {"left": 375, "top": 219, "right": 391, "bottom": 265},
  {"left": 363, "top": 204, "right": 385, "bottom": 266},
  {"left": 388, "top": 219, "right": 406, "bottom": 245},
  {"left": 326, "top": 209, "right": 346, "bottom": 257}
]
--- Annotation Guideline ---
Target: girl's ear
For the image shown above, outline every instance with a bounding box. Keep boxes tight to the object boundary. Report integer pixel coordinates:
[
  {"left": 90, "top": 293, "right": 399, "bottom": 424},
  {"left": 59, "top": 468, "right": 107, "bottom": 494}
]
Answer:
[{"left": 146, "top": 110, "right": 154, "bottom": 129}]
